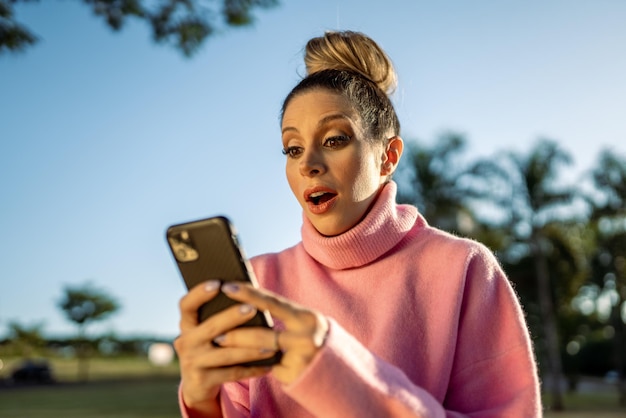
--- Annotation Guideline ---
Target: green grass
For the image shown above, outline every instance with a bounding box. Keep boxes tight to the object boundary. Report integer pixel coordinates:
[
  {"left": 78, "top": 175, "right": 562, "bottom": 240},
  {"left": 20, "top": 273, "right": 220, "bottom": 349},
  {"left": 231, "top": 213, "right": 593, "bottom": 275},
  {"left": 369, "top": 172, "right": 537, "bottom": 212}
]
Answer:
[
  {"left": 0, "top": 356, "right": 182, "bottom": 417},
  {"left": 1, "top": 355, "right": 180, "bottom": 382},
  {"left": 2, "top": 356, "right": 625, "bottom": 417},
  {"left": 0, "top": 377, "right": 181, "bottom": 418},
  {"left": 543, "top": 391, "right": 625, "bottom": 417},
  {"left": 2, "top": 382, "right": 624, "bottom": 418}
]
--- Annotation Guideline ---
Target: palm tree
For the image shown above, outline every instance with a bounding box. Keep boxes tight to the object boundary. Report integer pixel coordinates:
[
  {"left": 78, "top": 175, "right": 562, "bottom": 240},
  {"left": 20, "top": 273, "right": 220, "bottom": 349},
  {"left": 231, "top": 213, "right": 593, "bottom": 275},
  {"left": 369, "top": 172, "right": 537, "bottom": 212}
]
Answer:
[
  {"left": 587, "top": 149, "right": 626, "bottom": 405},
  {"left": 492, "top": 139, "right": 579, "bottom": 411},
  {"left": 397, "top": 132, "right": 478, "bottom": 235}
]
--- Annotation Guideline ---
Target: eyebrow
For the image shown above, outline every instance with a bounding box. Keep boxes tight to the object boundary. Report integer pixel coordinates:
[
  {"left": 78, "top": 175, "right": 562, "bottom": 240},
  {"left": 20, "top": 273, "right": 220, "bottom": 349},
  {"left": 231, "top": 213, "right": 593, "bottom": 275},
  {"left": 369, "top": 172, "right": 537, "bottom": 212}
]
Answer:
[{"left": 281, "top": 113, "right": 352, "bottom": 135}]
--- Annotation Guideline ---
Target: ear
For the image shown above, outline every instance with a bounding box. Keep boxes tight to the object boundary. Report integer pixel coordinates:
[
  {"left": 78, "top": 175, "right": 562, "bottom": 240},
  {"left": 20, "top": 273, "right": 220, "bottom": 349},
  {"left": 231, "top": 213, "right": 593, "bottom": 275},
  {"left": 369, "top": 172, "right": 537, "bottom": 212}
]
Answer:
[{"left": 380, "top": 136, "right": 404, "bottom": 176}]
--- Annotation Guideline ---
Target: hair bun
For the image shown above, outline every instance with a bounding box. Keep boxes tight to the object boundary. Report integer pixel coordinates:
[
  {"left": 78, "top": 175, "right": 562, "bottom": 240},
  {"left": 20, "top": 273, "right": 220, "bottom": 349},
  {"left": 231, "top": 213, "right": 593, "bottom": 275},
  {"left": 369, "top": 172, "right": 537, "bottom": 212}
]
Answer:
[{"left": 304, "top": 30, "right": 397, "bottom": 95}]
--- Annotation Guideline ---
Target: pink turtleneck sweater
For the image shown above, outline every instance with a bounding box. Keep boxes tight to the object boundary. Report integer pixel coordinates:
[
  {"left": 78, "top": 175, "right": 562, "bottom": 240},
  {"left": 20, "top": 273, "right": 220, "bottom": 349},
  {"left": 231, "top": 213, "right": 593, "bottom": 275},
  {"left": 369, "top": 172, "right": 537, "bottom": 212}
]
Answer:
[{"left": 181, "top": 182, "right": 541, "bottom": 417}]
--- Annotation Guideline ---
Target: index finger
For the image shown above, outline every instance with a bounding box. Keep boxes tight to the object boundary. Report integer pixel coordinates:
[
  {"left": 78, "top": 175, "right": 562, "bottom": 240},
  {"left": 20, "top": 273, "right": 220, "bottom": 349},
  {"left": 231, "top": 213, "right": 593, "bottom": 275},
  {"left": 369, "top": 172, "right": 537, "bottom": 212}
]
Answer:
[
  {"left": 221, "top": 283, "right": 312, "bottom": 329},
  {"left": 179, "top": 279, "right": 221, "bottom": 331}
]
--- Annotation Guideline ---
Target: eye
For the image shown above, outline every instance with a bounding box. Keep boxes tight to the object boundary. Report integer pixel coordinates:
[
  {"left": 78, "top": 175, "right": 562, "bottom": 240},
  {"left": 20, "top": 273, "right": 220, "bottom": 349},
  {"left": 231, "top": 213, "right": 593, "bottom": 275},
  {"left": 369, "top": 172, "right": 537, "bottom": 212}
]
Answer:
[
  {"left": 282, "top": 146, "right": 303, "bottom": 158},
  {"left": 323, "top": 135, "right": 351, "bottom": 149}
]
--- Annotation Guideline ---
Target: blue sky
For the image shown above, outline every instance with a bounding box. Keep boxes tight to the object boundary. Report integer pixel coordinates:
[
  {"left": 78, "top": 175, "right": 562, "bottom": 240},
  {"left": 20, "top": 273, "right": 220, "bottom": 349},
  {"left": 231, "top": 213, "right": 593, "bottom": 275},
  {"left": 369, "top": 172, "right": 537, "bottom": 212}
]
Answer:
[{"left": 1, "top": 0, "right": 625, "bottom": 339}]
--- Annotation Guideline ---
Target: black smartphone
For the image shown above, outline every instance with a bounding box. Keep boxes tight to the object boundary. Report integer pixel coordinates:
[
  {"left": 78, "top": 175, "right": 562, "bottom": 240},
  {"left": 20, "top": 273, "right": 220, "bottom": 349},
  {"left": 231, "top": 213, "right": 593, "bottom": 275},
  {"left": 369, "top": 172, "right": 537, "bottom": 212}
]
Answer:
[{"left": 166, "top": 215, "right": 281, "bottom": 366}]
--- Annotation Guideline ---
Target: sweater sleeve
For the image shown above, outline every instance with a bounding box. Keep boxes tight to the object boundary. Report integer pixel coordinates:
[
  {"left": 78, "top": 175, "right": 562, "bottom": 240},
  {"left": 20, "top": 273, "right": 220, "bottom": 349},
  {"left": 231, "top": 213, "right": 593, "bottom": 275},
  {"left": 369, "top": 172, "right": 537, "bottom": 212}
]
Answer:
[
  {"left": 281, "top": 248, "right": 541, "bottom": 418},
  {"left": 220, "top": 381, "right": 251, "bottom": 417},
  {"left": 283, "top": 317, "right": 448, "bottom": 418},
  {"left": 443, "top": 247, "right": 542, "bottom": 417},
  {"left": 178, "top": 380, "right": 251, "bottom": 418}
]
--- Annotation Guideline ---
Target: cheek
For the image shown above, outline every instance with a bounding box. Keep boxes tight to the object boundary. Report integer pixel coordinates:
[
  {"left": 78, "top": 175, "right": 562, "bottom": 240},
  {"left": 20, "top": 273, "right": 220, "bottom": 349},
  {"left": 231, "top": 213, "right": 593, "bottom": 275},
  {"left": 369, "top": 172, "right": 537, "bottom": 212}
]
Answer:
[
  {"left": 349, "top": 156, "right": 382, "bottom": 198},
  {"left": 285, "top": 164, "right": 300, "bottom": 199}
]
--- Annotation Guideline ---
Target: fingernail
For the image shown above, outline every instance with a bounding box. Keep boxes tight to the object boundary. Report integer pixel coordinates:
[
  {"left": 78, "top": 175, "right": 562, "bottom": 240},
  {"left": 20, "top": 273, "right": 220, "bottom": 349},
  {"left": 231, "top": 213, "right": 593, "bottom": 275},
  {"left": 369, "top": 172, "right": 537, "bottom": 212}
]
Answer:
[
  {"left": 222, "top": 282, "right": 240, "bottom": 293},
  {"left": 239, "top": 304, "right": 255, "bottom": 314},
  {"left": 213, "top": 334, "right": 225, "bottom": 345},
  {"left": 205, "top": 280, "right": 220, "bottom": 292}
]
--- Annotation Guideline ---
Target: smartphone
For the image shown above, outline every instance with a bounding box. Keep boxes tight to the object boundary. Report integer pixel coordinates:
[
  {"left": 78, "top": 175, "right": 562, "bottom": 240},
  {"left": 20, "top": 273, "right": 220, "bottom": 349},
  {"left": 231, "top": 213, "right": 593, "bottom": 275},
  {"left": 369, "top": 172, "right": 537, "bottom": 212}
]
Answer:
[{"left": 166, "top": 215, "right": 281, "bottom": 366}]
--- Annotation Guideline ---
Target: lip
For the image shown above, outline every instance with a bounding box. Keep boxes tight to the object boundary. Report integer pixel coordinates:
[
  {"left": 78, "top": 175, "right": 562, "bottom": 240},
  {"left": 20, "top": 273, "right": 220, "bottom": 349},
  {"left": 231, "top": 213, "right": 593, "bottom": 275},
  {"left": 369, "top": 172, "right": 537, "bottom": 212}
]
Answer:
[{"left": 304, "top": 186, "right": 338, "bottom": 215}]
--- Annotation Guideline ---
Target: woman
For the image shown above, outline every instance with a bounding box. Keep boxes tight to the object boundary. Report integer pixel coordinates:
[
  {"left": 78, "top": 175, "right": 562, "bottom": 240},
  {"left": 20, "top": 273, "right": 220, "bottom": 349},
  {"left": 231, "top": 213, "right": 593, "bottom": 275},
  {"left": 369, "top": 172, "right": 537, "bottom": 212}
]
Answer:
[{"left": 174, "top": 30, "right": 542, "bottom": 417}]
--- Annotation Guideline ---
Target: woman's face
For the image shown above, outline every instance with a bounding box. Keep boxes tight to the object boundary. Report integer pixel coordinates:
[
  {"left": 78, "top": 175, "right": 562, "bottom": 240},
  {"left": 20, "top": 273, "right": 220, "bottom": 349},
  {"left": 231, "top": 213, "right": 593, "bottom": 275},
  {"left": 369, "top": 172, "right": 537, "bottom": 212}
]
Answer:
[{"left": 281, "top": 89, "right": 387, "bottom": 236}]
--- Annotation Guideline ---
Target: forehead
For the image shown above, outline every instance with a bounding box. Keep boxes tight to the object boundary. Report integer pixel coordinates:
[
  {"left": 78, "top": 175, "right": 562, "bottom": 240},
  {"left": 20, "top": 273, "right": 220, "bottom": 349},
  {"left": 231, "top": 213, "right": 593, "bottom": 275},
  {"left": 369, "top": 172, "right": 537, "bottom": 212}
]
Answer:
[{"left": 281, "top": 89, "right": 358, "bottom": 128}]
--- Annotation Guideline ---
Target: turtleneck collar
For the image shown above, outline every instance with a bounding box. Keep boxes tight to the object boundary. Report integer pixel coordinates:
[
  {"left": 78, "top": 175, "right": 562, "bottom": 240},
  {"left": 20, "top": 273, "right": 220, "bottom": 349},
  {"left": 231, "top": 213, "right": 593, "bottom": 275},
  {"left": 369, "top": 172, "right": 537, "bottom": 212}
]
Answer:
[{"left": 301, "top": 181, "right": 419, "bottom": 270}]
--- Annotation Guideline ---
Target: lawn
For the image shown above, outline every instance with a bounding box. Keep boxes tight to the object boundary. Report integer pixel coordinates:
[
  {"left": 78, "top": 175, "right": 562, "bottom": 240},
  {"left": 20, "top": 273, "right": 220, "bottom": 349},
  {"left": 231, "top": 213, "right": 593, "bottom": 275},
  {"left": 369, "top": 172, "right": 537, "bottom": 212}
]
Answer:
[
  {"left": 1, "top": 356, "right": 625, "bottom": 417},
  {"left": 2, "top": 382, "right": 624, "bottom": 418},
  {"left": 0, "top": 355, "right": 182, "bottom": 417},
  {"left": 1, "top": 355, "right": 180, "bottom": 382},
  {"left": 0, "top": 377, "right": 181, "bottom": 418},
  {"left": 543, "top": 391, "right": 625, "bottom": 417}
]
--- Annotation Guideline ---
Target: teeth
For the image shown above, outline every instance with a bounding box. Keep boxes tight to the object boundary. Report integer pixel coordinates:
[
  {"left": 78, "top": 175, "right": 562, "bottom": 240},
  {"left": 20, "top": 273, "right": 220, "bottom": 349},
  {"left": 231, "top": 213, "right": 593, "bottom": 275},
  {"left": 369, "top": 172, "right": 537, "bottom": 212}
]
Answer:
[{"left": 310, "top": 191, "right": 326, "bottom": 198}]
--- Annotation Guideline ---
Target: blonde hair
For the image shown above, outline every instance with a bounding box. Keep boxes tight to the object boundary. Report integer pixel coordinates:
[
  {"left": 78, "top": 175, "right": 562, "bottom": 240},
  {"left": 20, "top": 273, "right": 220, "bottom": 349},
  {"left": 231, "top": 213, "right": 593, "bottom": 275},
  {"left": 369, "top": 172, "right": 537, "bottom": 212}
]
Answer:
[
  {"left": 304, "top": 30, "right": 397, "bottom": 95},
  {"left": 282, "top": 31, "right": 401, "bottom": 139}
]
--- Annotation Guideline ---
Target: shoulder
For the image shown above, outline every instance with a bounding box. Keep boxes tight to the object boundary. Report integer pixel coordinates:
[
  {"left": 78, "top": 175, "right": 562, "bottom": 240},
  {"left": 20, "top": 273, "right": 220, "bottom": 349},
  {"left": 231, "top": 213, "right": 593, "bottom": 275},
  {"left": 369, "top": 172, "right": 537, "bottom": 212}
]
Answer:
[
  {"left": 250, "top": 243, "right": 301, "bottom": 269},
  {"left": 412, "top": 223, "right": 499, "bottom": 266},
  {"left": 403, "top": 224, "right": 507, "bottom": 295},
  {"left": 249, "top": 243, "right": 305, "bottom": 288}
]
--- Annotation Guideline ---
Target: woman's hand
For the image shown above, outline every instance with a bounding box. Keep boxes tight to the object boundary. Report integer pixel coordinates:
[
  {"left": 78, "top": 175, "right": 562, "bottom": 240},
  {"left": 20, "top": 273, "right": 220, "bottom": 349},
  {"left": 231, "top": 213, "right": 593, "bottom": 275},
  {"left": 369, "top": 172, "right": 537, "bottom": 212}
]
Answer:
[
  {"left": 174, "top": 280, "right": 329, "bottom": 416},
  {"left": 219, "top": 282, "right": 329, "bottom": 385},
  {"left": 174, "top": 280, "right": 279, "bottom": 417}
]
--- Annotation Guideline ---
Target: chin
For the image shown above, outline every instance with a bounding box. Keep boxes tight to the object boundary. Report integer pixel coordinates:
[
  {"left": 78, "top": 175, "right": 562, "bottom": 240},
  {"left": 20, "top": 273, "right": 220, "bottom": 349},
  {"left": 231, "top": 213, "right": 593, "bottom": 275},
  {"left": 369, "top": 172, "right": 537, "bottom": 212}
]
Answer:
[{"left": 312, "top": 220, "right": 352, "bottom": 237}]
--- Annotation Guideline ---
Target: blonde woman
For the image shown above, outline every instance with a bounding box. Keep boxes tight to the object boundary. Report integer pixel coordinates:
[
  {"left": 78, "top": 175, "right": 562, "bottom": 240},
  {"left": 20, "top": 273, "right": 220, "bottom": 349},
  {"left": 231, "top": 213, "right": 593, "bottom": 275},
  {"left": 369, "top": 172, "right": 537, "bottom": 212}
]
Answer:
[{"left": 174, "top": 31, "right": 541, "bottom": 418}]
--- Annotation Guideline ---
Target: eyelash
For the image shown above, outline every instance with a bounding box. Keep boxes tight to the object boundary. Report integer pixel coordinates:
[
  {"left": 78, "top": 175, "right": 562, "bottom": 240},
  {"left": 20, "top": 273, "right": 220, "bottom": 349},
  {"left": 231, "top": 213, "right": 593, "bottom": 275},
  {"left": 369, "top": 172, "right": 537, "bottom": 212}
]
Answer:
[{"left": 281, "top": 135, "right": 352, "bottom": 158}]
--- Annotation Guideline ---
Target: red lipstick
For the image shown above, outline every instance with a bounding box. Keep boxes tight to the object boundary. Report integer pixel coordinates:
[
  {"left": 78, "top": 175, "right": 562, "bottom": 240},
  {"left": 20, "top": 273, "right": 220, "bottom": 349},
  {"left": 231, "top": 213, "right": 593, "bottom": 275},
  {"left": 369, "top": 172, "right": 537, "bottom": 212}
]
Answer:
[{"left": 304, "top": 186, "right": 338, "bottom": 215}]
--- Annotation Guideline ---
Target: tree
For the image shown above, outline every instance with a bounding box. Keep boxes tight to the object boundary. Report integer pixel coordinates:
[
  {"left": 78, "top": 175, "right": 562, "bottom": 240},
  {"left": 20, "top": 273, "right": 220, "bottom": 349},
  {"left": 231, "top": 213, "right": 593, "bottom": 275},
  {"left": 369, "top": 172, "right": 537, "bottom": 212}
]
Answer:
[
  {"left": 396, "top": 132, "right": 516, "bottom": 252},
  {"left": 58, "top": 281, "right": 120, "bottom": 380},
  {"left": 397, "top": 132, "right": 478, "bottom": 235},
  {"left": 1, "top": 0, "right": 279, "bottom": 56},
  {"left": 492, "top": 139, "right": 580, "bottom": 411},
  {"left": 6, "top": 320, "right": 46, "bottom": 358},
  {"left": 586, "top": 149, "right": 626, "bottom": 405}
]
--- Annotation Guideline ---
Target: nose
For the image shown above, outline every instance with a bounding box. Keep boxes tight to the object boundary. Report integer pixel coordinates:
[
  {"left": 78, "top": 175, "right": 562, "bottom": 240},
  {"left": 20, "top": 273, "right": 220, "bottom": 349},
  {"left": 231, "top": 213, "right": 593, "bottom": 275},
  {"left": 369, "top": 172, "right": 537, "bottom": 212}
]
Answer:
[{"left": 299, "top": 148, "right": 325, "bottom": 177}]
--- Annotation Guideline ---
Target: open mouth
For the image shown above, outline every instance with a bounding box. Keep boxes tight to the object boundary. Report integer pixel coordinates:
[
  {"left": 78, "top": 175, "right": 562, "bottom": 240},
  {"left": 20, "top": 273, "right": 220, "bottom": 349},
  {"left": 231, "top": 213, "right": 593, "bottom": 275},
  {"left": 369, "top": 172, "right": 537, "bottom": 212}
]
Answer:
[{"left": 307, "top": 191, "right": 337, "bottom": 205}]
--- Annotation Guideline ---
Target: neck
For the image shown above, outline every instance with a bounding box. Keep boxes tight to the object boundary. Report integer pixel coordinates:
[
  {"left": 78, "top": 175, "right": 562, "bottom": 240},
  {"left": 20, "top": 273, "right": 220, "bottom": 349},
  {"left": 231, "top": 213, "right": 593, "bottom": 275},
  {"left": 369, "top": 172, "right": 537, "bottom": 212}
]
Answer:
[{"left": 301, "top": 181, "right": 420, "bottom": 269}]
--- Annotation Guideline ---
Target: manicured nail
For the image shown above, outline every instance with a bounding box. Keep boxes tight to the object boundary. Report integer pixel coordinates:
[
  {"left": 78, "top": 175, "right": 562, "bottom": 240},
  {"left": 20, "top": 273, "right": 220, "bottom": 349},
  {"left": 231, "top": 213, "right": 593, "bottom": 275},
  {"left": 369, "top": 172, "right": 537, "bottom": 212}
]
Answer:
[
  {"left": 222, "top": 282, "right": 240, "bottom": 293},
  {"left": 239, "top": 304, "right": 255, "bottom": 314},
  {"left": 213, "top": 334, "right": 226, "bottom": 345},
  {"left": 204, "top": 280, "right": 220, "bottom": 292}
]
